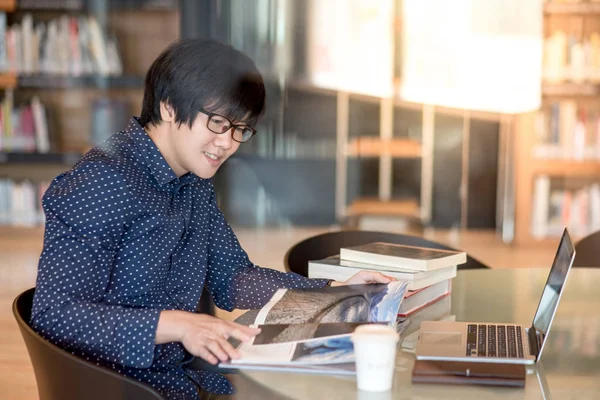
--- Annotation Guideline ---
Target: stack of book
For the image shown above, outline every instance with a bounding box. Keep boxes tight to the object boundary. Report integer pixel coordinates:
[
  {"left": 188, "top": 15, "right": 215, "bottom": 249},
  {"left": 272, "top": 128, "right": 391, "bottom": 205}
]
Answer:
[{"left": 308, "top": 242, "right": 466, "bottom": 317}]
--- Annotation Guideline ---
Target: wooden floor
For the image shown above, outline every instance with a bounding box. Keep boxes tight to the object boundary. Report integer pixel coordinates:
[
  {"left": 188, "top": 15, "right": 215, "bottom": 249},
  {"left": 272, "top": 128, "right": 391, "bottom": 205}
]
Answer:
[{"left": 0, "top": 225, "right": 559, "bottom": 399}]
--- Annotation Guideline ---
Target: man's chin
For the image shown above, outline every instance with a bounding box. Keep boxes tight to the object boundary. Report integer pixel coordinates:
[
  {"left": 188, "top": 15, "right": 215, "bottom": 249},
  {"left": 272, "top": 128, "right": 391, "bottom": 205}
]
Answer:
[{"left": 193, "top": 166, "right": 219, "bottom": 179}]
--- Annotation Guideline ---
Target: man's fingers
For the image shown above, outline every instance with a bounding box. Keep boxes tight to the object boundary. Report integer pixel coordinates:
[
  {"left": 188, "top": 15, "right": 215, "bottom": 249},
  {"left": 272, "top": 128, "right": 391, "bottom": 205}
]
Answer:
[
  {"left": 196, "top": 347, "right": 218, "bottom": 365},
  {"left": 365, "top": 271, "right": 395, "bottom": 283},
  {"left": 216, "top": 336, "right": 241, "bottom": 360},
  {"left": 224, "top": 322, "right": 261, "bottom": 342},
  {"left": 206, "top": 340, "right": 230, "bottom": 362},
  {"left": 181, "top": 316, "right": 260, "bottom": 365}
]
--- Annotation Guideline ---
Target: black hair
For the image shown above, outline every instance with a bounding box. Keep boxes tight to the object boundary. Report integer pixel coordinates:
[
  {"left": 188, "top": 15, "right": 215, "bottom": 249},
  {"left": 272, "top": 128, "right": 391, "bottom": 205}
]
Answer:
[{"left": 139, "top": 38, "right": 266, "bottom": 128}]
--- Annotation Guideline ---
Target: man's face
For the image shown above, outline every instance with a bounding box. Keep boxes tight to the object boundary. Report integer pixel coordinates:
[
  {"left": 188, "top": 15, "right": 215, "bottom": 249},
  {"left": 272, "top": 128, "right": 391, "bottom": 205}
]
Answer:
[{"left": 168, "top": 110, "right": 245, "bottom": 179}]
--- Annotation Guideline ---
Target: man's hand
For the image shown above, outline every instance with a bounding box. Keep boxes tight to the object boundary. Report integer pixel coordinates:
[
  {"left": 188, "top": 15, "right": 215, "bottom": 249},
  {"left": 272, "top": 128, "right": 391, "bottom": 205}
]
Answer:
[
  {"left": 330, "top": 270, "right": 397, "bottom": 287},
  {"left": 156, "top": 310, "right": 261, "bottom": 365}
]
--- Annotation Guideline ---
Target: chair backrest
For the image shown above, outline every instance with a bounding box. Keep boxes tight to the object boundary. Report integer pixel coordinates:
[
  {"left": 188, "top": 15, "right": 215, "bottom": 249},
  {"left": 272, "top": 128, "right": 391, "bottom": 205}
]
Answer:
[
  {"left": 284, "top": 230, "right": 489, "bottom": 277},
  {"left": 12, "top": 288, "right": 166, "bottom": 400},
  {"left": 574, "top": 231, "right": 600, "bottom": 267}
]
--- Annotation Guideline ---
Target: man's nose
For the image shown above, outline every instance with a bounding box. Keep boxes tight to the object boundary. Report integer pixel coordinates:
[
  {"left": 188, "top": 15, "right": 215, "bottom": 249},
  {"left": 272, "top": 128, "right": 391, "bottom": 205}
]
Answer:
[{"left": 213, "top": 128, "right": 234, "bottom": 149}]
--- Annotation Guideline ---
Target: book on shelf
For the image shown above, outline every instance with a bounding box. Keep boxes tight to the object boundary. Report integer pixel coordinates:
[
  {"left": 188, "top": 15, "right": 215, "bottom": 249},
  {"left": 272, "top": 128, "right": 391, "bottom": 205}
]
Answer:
[
  {"left": 0, "top": 178, "right": 48, "bottom": 227},
  {"left": 531, "top": 175, "right": 600, "bottom": 238},
  {"left": 218, "top": 281, "right": 409, "bottom": 374},
  {"left": 543, "top": 29, "right": 600, "bottom": 84},
  {"left": 90, "top": 97, "right": 130, "bottom": 146},
  {"left": 0, "top": 91, "right": 50, "bottom": 153},
  {"left": 0, "top": 12, "right": 123, "bottom": 77},
  {"left": 535, "top": 101, "right": 600, "bottom": 160},
  {"left": 308, "top": 256, "right": 457, "bottom": 291},
  {"left": 0, "top": 12, "right": 6, "bottom": 73},
  {"left": 339, "top": 242, "right": 466, "bottom": 272}
]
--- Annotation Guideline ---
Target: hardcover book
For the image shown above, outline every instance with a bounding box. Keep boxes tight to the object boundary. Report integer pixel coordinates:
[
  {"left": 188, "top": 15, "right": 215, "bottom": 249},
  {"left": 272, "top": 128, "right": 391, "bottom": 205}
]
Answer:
[
  {"left": 340, "top": 242, "right": 466, "bottom": 271},
  {"left": 308, "top": 256, "right": 457, "bottom": 291}
]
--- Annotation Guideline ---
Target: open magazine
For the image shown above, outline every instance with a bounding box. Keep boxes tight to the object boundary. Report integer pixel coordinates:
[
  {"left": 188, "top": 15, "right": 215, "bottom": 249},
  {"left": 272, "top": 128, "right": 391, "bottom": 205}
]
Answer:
[{"left": 219, "top": 281, "right": 409, "bottom": 374}]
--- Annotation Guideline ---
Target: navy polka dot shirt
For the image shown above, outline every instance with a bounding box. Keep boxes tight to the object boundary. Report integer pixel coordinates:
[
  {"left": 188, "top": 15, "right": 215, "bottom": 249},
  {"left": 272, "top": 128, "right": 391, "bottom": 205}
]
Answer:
[{"left": 31, "top": 117, "right": 329, "bottom": 399}]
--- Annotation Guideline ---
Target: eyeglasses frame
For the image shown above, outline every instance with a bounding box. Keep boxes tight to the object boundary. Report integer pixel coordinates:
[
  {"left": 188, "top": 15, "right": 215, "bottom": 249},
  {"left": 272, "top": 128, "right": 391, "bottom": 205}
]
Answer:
[{"left": 198, "top": 108, "right": 256, "bottom": 143}]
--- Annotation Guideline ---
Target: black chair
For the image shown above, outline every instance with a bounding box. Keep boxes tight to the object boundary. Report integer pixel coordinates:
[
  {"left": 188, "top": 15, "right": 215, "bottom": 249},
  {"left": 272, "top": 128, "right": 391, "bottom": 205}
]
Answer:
[
  {"left": 284, "top": 230, "right": 489, "bottom": 277},
  {"left": 574, "top": 230, "right": 600, "bottom": 267},
  {"left": 12, "top": 288, "right": 167, "bottom": 400}
]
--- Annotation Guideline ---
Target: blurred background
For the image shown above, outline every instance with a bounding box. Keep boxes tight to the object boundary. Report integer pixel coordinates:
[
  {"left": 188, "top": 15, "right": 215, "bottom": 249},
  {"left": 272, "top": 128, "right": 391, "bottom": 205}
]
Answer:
[
  {"left": 2, "top": 0, "right": 600, "bottom": 397},
  {"left": 1, "top": 0, "right": 596, "bottom": 250}
]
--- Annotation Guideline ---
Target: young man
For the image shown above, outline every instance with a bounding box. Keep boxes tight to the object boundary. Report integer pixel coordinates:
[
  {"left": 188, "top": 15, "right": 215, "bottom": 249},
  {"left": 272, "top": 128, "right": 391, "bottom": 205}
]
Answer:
[{"left": 31, "top": 38, "right": 392, "bottom": 399}]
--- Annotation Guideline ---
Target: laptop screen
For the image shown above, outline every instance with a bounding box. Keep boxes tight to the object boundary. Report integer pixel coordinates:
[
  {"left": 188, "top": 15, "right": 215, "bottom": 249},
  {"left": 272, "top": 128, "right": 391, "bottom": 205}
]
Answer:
[{"left": 531, "top": 229, "right": 575, "bottom": 350}]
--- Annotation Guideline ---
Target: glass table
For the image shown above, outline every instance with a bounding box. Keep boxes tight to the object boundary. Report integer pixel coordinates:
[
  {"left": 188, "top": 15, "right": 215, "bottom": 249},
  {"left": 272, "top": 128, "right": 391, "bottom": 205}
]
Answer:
[{"left": 237, "top": 268, "right": 600, "bottom": 399}]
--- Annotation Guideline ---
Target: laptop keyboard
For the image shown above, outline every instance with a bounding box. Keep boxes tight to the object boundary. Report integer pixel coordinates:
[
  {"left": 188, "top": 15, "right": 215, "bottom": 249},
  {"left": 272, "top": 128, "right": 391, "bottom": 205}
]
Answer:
[{"left": 466, "top": 324, "right": 524, "bottom": 358}]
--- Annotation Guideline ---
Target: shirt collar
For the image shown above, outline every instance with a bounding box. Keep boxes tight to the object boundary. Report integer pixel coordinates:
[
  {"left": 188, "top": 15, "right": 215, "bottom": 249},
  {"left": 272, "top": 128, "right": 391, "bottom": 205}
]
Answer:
[{"left": 125, "top": 117, "right": 198, "bottom": 186}]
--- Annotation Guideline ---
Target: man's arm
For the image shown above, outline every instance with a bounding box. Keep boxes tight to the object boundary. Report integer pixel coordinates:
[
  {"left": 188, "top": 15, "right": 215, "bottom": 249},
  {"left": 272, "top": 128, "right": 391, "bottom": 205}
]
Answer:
[
  {"left": 203, "top": 185, "right": 330, "bottom": 311},
  {"left": 31, "top": 162, "right": 160, "bottom": 369},
  {"left": 203, "top": 185, "right": 396, "bottom": 312}
]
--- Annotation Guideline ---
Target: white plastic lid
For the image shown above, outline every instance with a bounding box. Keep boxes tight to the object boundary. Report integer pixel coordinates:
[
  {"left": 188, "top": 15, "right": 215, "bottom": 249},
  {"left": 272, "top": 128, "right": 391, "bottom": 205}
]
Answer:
[{"left": 351, "top": 324, "right": 399, "bottom": 343}]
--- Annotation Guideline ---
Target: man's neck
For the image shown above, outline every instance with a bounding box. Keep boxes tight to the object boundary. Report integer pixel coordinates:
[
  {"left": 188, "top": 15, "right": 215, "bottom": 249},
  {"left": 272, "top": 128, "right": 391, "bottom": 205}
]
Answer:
[{"left": 144, "top": 123, "right": 187, "bottom": 178}]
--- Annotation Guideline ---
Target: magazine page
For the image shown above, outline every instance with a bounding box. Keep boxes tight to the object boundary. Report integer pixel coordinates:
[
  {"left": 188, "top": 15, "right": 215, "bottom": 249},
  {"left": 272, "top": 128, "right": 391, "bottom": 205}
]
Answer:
[
  {"left": 218, "top": 315, "right": 413, "bottom": 372},
  {"left": 254, "top": 281, "right": 409, "bottom": 326},
  {"left": 219, "top": 360, "right": 356, "bottom": 376},
  {"left": 230, "top": 318, "right": 412, "bottom": 366},
  {"left": 250, "top": 322, "right": 384, "bottom": 345},
  {"left": 232, "top": 335, "right": 355, "bottom": 365}
]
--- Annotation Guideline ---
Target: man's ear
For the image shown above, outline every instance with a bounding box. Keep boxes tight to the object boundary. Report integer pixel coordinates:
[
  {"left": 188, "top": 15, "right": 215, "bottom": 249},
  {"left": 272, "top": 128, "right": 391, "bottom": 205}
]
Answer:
[{"left": 160, "top": 102, "right": 175, "bottom": 123}]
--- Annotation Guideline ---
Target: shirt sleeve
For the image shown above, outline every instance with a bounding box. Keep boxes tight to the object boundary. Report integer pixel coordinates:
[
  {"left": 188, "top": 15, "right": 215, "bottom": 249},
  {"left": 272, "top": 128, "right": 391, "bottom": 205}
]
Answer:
[
  {"left": 204, "top": 184, "right": 330, "bottom": 311},
  {"left": 30, "top": 162, "right": 161, "bottom": 369}
]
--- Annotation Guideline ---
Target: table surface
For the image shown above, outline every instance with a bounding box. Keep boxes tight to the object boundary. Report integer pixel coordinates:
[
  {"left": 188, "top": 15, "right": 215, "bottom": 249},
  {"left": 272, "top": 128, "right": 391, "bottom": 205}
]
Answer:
[{"left": 238, "top": 268, "right": 600, "bottom": 400}]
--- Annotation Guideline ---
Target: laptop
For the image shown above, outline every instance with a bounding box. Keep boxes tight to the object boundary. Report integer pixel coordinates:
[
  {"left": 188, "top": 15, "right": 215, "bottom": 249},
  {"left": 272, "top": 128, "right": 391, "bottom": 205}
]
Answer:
[{"left": 415, "top": 228, "right": 575, "bottom": 365}]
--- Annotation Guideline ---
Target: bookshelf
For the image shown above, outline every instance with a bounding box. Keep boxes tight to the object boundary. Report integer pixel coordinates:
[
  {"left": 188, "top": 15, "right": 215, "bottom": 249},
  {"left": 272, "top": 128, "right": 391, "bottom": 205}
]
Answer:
[
  {"left": 0, "top": 71, "right": 16, "bottom": 88},
  {"left": 532, "top": 160, "right": 600, "bottom": 177},
  {"left": 0, "top": 151, "right": 81, "bottom": 164},
  {"left": 17, "top": 74, "right": 144, "bottom": 89},
  {"left": 334, "top": 90, "right": 432, "bottom": 226},
  {"left": 346, "top": 198, "right": 420, "bottom": 219},
  {"left": 542, "top": 83, "right": 600, "bottom": 96},
  {"left": 514, "top": 0, "right": 600, "bottom": 245},
  {"left": 0, "top": 0, "right": 14, "bottom": 13},
  {"left": 543, "top": 1, "right": 600, "bottom": 14},
  {"left": 0, "top": 1, "right": 180, "bottom": 227},
  {"left": 346, "top": 137, "right": 422, "bottom": 158},
  {"left": 16, "top": 0, "right": 178, "bottom": 11}
]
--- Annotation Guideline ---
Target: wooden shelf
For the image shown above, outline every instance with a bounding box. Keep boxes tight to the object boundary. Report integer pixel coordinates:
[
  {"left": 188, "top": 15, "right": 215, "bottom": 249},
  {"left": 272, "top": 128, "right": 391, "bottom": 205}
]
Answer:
[
  {"left": 544, "top": 2, "right": 600, "bottom": 14},
  {"left": 542, "top": 83, "right": 600, "bottom": 96},
  {"left": 0, "top": 151, "right": 82, "bottom": 165},
  {"left": 347, "top": 198, "right": 420, "bottom": 219},
  {"left": 531, "top": 159, "right": 600, "bottom": 177},
  {"left": 0, "top": 72, "right": 17, "bottom": 89},
  {"left": 515, "top": 5, "right": 600, "bottom": 246},
  {"left": 16, "top": 0, "right": 178, "bottom": 11},
  {"left": 0, "top": 74, "right": 142, "bottom": 89},
  {"left": 347, "top": 138, "right": 422, "bottom": 158},
  {"left": 0, "top": 0, "right": 15, "bottom": 12},
  {"left": 18, "top": 74, "right": 144, "bottom": 89}
]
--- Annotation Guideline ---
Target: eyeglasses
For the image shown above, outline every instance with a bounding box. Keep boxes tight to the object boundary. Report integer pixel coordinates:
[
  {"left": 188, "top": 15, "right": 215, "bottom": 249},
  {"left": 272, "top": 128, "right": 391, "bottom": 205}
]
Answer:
[{"left": 198, "top": 109, "right": 256, "bottom": 143}]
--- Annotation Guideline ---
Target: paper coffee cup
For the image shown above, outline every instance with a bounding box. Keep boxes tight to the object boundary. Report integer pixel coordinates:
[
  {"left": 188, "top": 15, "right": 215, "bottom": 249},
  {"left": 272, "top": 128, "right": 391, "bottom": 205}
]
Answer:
[{"left": 351, "top": 324, "right": 399, "bottom": 392}]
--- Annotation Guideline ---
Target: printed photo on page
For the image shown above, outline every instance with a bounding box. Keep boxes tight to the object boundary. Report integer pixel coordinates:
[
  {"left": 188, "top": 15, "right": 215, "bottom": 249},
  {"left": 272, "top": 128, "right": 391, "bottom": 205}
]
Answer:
[
  {"left": 253, "top": 281, "right": 409, "bottom": 326},
  {"left": 233, "top": 335, "right": 356, "bottom": 365}
]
